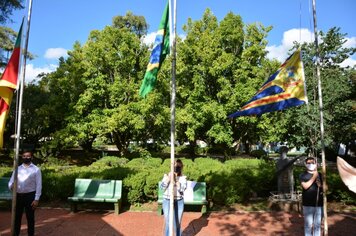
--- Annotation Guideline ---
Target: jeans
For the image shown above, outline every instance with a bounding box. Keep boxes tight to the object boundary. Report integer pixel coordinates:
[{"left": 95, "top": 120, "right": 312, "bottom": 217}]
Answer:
[
  {"left": 162, "top": 198, "right": 184, "bottom": 236},
  {"left": 303, "top": 206, "right": 323, "bottom": 236}
]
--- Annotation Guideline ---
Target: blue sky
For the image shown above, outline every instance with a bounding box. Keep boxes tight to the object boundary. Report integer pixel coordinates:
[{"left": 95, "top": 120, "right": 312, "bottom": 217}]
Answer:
[{"left": 5, "top": 0, "right": 356, "bottom": 82}]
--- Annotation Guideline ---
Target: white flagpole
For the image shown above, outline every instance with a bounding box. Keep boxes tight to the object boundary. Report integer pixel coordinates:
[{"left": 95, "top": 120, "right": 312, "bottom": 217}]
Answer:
[
  {"left": 311, "top": 0, "right": 328, "bottom": 235},
  {"left": 168, "top": 0, "right": 177, "bottom": 235},
  {"left": 10, "top": 0, "right": 34, "bottom": 235}
]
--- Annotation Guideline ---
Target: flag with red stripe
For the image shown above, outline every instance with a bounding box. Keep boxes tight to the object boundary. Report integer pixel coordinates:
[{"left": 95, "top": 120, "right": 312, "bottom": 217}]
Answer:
[
  {"left": 228, "top": 49, "right": 308, "bottom": 118},
  {"left": 0, "top": 21, "right": 23, "bottom": 148}
]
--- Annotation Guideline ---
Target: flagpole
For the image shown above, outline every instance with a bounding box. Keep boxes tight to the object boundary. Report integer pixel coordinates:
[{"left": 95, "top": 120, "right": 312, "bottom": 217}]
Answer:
[
  {"left": 168, "top": 0, "right": 177, "bottom": 235},
  {"left": 11, "top": 0, "right": 34, "bottom": 235},
  {"left": 311, "top": 0, "right": 328, "bottom": 235}
]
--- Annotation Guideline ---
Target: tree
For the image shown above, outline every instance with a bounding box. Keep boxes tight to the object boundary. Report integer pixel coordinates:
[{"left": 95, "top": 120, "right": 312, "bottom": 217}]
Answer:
[
  {"left": 0, "top": 26, "right": 17, "bottom": 67},
  {"left": 38, "top": 20, "right": 168, "bottom": 154},
  {"left": 276, "top": 27, "right": 356, "bottom": 156},
  {"left": 112, "top": 11, "right": 148, "bottom": 38},
  {"left": 0, "top": 0, "right": 23, "bottom": 67},
  {"left": 0, "top": 0, "right": 23, "bottom": 24},
  {"left": 176, "top": 9, "right": 273, "bottom": 154}
]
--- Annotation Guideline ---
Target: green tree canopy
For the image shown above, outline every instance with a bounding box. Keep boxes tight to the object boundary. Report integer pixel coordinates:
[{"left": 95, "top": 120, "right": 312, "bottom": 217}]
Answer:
[{"left": 276, "top": 27, "right": 356, "bottom": 156}]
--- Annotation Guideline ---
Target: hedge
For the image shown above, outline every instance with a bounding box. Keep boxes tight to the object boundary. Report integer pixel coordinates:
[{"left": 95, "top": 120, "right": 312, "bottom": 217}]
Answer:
[{"left": 1, "top": 156, "right": 355, "bottom": 206}]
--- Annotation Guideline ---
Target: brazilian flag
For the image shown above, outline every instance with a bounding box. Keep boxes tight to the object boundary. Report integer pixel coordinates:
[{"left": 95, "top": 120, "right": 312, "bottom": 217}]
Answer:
[{"left": 139, "top": 2, "right": 170, "bottom": 97}]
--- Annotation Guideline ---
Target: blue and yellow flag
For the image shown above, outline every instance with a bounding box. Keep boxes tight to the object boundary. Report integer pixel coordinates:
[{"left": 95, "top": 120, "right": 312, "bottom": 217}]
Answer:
[
  {"left": 139, "top": 2, "right": 170, "bottom": 97},
  {"left": 228, "top": 49, "right": 308, "bottom": 118}
]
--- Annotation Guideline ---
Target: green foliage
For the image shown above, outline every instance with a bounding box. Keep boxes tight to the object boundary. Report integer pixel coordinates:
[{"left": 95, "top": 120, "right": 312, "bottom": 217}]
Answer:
[
  {"left": 0, "top": 0, "right": 23, "bottom": 24},
  {"left": 90, "top": 156, "right": 129, "bottom": 168},
  {"left": 276, "top": 27, "right": 356, "bottom": 152},
  {"left": 112, "top": 11, "right": 148, "bottom": 38},
  {"left": 326, "top": 171, "right": 356, "bottom": 204},
  {"left": 125, "top": 157, "right": 162, "bottom": 171},
  {"left": 250, "top": 149, "right": 268, "bottom": 159},
  {"left": 128, "top": 146, "right": 152, "bottom": 159},
  {"left": 2, "top": 156, "right": 354, "bottom": 207},
  {"left": 124, "top": 171, "right": 148, "bottom": 204},
  {"left": 39, "top": 156, "right": 71, "bottom": 167},
  {"left": 1, "top": 10, "right": 354, "bottom": 207},
  {"left": 0, "top": 166, "right": 12, "bottom": 177}
]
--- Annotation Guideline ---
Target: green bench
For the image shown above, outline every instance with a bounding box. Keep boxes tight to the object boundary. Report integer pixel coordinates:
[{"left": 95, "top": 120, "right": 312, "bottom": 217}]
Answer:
[
  {"left": 157, "top": 181, "right": 208, "bottom": 215},
  {"left": 0, "top": 177, "right": 12, "bottom": 201},
  {"left": 68, "top": 178, "right": 122, "bottom": 214}
]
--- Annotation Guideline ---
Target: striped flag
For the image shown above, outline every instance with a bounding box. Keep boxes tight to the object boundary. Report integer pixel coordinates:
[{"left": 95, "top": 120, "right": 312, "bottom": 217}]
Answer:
[
  {"left": 228, "top": 49, "right": 308, "bottom": 118},
  {"left": 139, "top": 2, "right": 170, "bottom": 97},
  {"left": 0, "top": 21, "right": 23, "bottom": 148}
]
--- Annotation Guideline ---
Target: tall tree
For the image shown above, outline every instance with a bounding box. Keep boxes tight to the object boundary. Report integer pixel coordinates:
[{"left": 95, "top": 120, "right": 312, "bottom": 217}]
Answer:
[
  {"left": 112, "top": 11, "right": 148, "bottom": 38},
  {"left": 176, "top": 9, "right": 273, "bottom": 154},
  {"left": 0, "top": 0, "right": 23, "bottom": 24},
  {"left": 277, "top": 27, "right": 356, "bottom": 156},
  {"left": 0, "top": 0, "right": 23, "bottom": 67}
]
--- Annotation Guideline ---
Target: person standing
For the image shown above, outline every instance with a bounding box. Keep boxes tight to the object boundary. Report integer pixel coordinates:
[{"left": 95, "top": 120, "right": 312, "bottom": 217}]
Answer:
[
  {"left": 8, "top": 151, "right": 42, "bottom": 236},
  {"left": 299, "top": 157, "right": 323, "bottom": 236},
  {"left": 160, "top": 159, "right": 187, "bottom": 236}
]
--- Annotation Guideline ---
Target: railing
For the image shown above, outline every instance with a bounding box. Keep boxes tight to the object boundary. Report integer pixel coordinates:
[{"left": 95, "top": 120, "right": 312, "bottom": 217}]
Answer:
[{"left": 269, "top": 191, "right": 302, "bottom": 202}]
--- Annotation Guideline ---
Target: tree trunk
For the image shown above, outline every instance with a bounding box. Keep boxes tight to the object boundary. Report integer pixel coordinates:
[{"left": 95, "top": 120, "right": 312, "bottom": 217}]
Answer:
[{"left": 112, "top": 132, "right": 130, "bottom": 156}]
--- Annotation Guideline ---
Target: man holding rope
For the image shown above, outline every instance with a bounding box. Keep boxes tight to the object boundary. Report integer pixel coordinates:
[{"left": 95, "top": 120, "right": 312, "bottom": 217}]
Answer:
[{"left": 299, "top": 157, "right": 324, "bottom": 236}]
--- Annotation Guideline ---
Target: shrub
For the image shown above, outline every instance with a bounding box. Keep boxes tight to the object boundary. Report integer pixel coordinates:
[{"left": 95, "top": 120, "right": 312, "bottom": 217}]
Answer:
[
  {"left": 39, "top": 156, "right": 71, "bottom": 167},
  {"left": 0, "top": 167, "right": 12, "bottom": 177},
  {"left": 90, "top": 156, "right": 129, "bottom": 168},
  {"left": 124, "top": 171, "right": 148, "bottom": 204},
  {"left": 7, "top": 155, "right": 353, "bottom": 208},
  {"left": 250, "top": 149, "right": 268, "bottom": 160}
]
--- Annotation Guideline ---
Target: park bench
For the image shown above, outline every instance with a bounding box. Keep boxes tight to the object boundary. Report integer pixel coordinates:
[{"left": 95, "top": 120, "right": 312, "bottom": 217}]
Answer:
[
  {"left": 68, "top": 178, "right": 122, "bottom": 214},
  {"left": 0, "top": 177, "right": 12, "bottom": 201},
  {"left": 157, "top": 181, "right": 208, "bottom": 215}
]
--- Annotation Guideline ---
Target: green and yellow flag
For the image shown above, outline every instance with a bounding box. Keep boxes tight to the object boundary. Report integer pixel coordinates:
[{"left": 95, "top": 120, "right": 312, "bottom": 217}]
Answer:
[
  {"left": 139, "top": 2, "right": 170, "bottom": 97},
  {"left": 0, "top": 21, "right": 23, "bottom": 148}
]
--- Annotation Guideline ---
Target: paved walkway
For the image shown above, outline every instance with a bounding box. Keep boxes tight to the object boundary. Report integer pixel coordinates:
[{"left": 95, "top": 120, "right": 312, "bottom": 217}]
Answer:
[{"left": 1, "top": 208, "right": 355, "bottom": 236}]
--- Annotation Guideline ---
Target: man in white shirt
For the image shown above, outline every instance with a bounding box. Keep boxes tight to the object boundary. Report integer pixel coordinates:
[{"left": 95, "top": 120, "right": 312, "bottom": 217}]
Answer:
[{"left": 8, "top": 151, "right": 42, "bottom": 236}]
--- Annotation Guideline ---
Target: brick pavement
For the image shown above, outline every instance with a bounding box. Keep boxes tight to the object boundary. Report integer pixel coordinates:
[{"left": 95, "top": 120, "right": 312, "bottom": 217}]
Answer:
[{"left": 1, "top": 208, "right": 355, "bottom": 236}]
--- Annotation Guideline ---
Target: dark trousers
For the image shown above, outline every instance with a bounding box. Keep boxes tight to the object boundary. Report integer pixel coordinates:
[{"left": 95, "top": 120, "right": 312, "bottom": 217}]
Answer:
[{"left": 15, "top": 191, "right": 36, "bottom": 236}]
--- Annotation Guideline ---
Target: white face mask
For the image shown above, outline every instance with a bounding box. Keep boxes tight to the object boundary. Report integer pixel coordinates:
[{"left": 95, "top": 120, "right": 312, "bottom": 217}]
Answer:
[{"left": 306, "top": 163, "right": 316, "bottom": 171}]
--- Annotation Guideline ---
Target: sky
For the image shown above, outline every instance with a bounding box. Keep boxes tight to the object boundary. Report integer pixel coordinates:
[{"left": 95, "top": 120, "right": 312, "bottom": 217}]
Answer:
[{"left": 4, "top": 0, "right": 356, "bottom": 83}]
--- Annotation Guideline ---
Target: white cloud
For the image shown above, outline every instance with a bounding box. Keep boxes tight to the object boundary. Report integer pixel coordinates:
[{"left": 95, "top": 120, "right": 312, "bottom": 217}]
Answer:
[
  {"left": 267, "top": 29, "right": 356, "bottom": 68},
  {"left": 340, "top": 37, "right": 356, "bottom": 68},
  {"left": 178, "top": 33, "right": 186, "bottom": 41},
  {"left": 267, "top": 28, "right": 314, "bottom": 62},
  {"left": 24, "top": 63, "right": 58, "bottom": 83},
  {"left": 142, "top": 32, "right": 187, "bottom": 46},
  {"left": 343, "top": 37, "right": 356, "bottom": 48},
  {"left": 339, "top": 57, "right": 356, "bottom": 68},
  {"left": 44, "top": 48, "right": 68, "bottom": 59},
  {"left": 142, "top": 32, "right": 157, "bottom": 46}
]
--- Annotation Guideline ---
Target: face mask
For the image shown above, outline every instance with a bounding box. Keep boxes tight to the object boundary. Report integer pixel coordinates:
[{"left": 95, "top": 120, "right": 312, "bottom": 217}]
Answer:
[
  {"left": 175, "top": 166, "right": 182, "bottom": 174},
  {"left": 23, "top": 158, "right": 31, "bottom": 164},
  {"left": 306, "top": 163, "right": 316, "bottom": 171}
]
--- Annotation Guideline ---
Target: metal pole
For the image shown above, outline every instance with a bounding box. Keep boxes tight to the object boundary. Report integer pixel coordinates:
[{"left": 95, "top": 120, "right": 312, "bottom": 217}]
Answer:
[
  {"left": 10, "top": 0, "right": 33, "bottom": 235},
  {"left": 168, "top": 1, "right": 177, "bottom": 236},
  {"left": 311, "top": 0, "right": 328, "bottom": 235}
]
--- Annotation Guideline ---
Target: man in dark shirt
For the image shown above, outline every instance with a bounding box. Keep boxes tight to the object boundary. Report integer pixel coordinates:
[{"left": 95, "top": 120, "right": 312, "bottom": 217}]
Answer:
[{"left": 299, "top": 157, "right": 323, "bottom": 236}]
